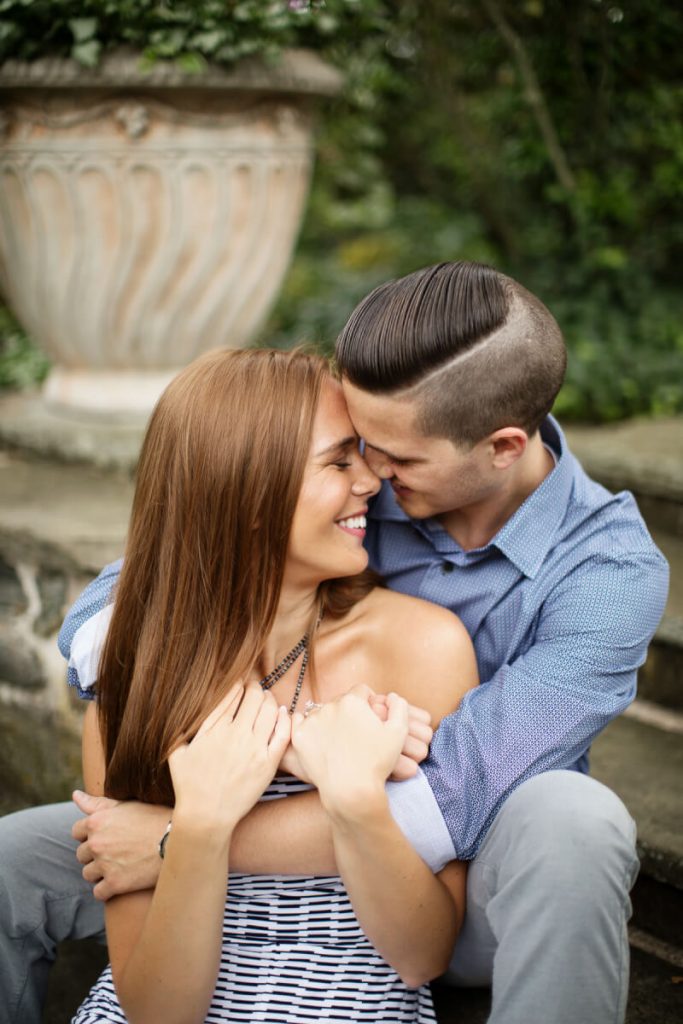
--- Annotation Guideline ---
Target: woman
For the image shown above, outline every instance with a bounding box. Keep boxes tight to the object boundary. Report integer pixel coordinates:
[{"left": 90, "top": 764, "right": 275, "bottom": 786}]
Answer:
[{"left": 72, "top": 347, "right": 478, "bottom": 1024}]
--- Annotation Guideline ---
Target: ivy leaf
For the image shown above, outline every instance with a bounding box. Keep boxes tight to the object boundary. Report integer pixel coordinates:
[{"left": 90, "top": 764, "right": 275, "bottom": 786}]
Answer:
[
  {"left": 68, "top": 18, "right": 97, "bottom": 43},
  {"left": 73, "top": 39, "right": 101, "bottom": 67},
  {"left": 190, "top": 29, "right": 223, "bottom": 53},
  {"left": 177, "top": 51, "right": 207, "bottom": 73}
]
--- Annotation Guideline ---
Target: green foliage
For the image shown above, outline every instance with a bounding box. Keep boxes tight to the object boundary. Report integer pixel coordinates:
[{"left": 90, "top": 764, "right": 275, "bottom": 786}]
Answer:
[
  {"left": 0, "top": 0, "right": 387, "bottom": 68},
  {"left": 266, "top": 0, "right": 683, "bottom": 422},
  {"left": 0, "top": 309, "right": 49, "bottom": 390},
  {"left": 1, "top": 0, "right": 681, "bottom": 420}
]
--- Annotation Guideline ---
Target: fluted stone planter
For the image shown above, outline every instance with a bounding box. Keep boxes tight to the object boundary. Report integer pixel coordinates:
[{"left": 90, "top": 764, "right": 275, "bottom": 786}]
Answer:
[{"left": 0, "top": 50, "right": 341, "bottom": 424}]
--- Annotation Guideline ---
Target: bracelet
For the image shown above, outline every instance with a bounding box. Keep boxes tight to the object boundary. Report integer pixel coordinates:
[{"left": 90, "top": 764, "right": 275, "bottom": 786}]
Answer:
[{"left": 158, "top": 819, "right": 172, "bottom": 859}]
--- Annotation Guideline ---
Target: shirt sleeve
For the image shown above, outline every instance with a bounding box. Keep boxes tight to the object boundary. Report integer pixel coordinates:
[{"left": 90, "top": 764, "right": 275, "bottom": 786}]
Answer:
[
  {"left": 386, "top": 771, "right": 456, "bottom": 872},
  {"left": 58, "top": 558, "right": 123, "bottom": 699},
  {"left": 422, "top": 546, "right": 669, "bottom": 860}
]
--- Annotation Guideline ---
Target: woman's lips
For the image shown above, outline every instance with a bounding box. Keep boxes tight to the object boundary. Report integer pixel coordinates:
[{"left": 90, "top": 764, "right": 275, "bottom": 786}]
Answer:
[{"left": 336, "top": 513, "right": 367, "bottom": 537}]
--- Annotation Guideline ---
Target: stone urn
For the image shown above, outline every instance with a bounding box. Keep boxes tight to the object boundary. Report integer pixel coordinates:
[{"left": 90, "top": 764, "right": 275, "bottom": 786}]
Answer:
[{"left": 0, "top": 50, "right": 341, "bottom": 420}]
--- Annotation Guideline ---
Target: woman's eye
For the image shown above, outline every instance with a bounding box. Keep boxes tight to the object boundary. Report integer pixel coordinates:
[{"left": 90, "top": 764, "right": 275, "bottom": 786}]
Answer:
[{"left": 334, "top": 461, "right": 351, "bottom": 470}]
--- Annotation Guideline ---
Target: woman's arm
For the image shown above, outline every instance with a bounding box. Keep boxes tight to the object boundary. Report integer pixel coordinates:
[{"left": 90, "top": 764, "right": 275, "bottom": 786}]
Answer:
[
  {"left": 292, "top": 690, "right": 464, "bottom": 987},
  {"left": 328, "top": 782, "right": 467, "bottom": 987},
  {"left": 291, "top": 604, "right": 478, "bottom": 986},
  {"left": 83, "top": 686, "right": 290, "bottom": 1024},
  {"left": 72, "top": 702, "right": 432, "bottom": 897}
]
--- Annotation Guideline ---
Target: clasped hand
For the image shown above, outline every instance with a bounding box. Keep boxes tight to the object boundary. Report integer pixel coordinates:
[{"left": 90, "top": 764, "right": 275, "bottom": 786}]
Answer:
[
  {"left": 290, "top": 686, "right": 411, "bottom": 818},
  {"left": 71, "top": 684, "right": 432, "bottom": 899},
  {"left": 280, "top": 687, "right": 433, "bottom": 782}
]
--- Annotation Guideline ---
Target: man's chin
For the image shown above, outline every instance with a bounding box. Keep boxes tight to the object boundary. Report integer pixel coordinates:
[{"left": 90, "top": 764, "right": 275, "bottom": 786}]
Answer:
[{"left": 392, "top": 488, "right": 428, "bottom": 519}]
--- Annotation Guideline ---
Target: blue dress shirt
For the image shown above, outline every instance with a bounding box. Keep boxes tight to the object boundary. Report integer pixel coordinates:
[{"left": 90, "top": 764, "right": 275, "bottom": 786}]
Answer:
[{"left": 58, "top": 417, "right": 669, "bottom": 865}]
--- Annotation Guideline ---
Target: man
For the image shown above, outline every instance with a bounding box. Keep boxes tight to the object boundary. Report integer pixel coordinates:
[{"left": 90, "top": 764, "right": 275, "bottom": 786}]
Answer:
[{"left": 0, "top": 262, "right": 668, "bottom": 1024}]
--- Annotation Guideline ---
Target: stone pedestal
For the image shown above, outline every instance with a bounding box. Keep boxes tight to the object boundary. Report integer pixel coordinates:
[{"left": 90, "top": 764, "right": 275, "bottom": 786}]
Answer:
[{"left": 0, "top": 50, "right": 341, "bottom": 433}]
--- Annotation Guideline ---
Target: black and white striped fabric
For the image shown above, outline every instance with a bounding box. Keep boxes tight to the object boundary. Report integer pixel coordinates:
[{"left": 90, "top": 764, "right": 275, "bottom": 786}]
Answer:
[{"left": 72, "top": 776, "right": 437, "bottom": 1023}]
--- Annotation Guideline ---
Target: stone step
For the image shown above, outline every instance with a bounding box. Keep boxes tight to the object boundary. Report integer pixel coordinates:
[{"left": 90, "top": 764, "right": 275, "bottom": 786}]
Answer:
[
  {"left": 431, "top": 936, "right": 683, "bottom": 1024},
  {"left": 565, "top": 417, "right": 683, "bottom": 537},
  {"left": 638, "top": 530, "right": 683, "bottom": 711},
  {"left": 591, "top": 714, "right": 683, "bottom": 946}
]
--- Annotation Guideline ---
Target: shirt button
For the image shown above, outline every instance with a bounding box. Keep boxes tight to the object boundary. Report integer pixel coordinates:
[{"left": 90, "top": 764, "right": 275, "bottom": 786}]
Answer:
[{"left": 441, "top": 562, "right": 455, "bottom": 574}]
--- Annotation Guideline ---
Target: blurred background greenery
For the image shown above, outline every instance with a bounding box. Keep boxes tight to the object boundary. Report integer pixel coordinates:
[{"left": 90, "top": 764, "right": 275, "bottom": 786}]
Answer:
[{"left": 1, "top": 0, "right": 681, "bottom": 421}]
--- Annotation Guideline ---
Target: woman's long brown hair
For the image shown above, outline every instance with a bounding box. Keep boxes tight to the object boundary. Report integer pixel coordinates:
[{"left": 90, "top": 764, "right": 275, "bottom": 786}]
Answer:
[{"left": 97, "top": 348, "right": 375, "bottom": 805}]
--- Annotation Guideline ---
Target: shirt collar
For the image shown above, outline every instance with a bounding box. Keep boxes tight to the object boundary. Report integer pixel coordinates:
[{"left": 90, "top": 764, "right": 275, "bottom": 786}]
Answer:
[
  {"left": 491, "top": 416, "right": 574, "bottom": 578},
  {"left": 368, "top": 415, "right": 576, "bottom": 578}
]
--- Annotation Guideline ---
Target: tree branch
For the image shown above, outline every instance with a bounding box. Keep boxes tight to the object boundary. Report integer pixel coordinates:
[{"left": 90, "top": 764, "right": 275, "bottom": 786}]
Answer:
[{"left": 483, "top": 0, "right": 576, "bottom": 193}]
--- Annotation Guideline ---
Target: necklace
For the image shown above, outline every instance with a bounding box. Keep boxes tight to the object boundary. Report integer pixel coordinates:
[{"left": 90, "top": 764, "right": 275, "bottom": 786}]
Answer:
[
  {"left": 257, "top": 614, "right": 321, "bottom": 715},
  {"left": 259, "top": 632, "right": 308, "bottom": 691}
]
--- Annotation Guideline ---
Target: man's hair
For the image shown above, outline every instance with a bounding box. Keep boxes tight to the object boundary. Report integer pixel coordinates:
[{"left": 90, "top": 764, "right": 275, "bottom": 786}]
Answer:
[{"left": 335, "top": 261, "right": 567, "bottom": 447}]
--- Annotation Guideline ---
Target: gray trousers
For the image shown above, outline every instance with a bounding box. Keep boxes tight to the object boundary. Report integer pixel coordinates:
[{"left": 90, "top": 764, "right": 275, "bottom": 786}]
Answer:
[{"left": 0, "top": 770, "right": 638, "bottom": 1024}]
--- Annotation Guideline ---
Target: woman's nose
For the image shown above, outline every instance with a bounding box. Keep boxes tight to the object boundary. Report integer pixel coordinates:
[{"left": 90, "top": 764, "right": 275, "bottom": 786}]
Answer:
[{"left": 351, "top": 455, "right": 381, "bottom": 496}]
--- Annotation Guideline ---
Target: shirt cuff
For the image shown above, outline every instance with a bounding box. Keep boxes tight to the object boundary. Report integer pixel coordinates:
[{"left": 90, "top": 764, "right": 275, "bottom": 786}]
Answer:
[{"left": 386, "top": 768, "right": 455, "bottom": 872}]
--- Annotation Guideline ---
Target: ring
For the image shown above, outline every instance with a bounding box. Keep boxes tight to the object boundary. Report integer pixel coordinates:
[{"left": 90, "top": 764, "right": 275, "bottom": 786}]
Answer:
[{"left": 303, "top": 700, "right": 323, "bottom": 718}]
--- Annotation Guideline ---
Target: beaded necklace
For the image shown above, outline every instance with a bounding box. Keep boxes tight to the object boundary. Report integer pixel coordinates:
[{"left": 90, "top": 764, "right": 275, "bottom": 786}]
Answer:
[{"left": 257, "top": 614, "right": 321, "bottom": 715}]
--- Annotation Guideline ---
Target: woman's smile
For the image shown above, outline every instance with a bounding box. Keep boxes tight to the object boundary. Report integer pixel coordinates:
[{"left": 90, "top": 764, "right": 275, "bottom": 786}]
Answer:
[
  {"left": 336, "top": 512, "right": 368, "bottom": 538},
  {"left": 286, "top": 380, "right": 380, "bottom": 585}
]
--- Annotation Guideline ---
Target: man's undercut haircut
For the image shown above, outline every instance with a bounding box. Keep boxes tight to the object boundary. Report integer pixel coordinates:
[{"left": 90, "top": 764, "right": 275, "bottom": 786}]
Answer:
[{"left": 335, "top": 261, "right": 567, "bottom": 447}]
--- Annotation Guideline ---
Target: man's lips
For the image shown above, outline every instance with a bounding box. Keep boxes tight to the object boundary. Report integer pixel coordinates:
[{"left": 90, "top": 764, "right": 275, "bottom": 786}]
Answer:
[{"left": 391, "top": 481, "right": 412, "bottom": 497}]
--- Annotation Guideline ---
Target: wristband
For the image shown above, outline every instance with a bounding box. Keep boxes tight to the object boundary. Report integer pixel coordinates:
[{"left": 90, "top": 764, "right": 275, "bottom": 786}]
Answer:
[{"left": 158, "top": 819, "right": 172, "bottom": 859}]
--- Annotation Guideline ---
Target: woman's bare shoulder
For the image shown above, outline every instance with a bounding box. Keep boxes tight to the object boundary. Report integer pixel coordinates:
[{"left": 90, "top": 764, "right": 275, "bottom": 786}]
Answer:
[
  {"left": 361, "top": 586, "right": 468, "bottom": 648},
  {"left": 356, "top": 588, "right": 478, "bottom": 722}
]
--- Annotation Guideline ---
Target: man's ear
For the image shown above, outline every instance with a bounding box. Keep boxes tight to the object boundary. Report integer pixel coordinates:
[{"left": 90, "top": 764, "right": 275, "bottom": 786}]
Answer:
[{"left": 488, "top": 427, "right": 528, "bottom": 469}]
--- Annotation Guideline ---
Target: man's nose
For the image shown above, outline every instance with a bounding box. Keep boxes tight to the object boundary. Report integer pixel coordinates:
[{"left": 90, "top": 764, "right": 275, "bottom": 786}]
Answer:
[{"left": 365, "top": 449, "right": 393, "bottom": 480}]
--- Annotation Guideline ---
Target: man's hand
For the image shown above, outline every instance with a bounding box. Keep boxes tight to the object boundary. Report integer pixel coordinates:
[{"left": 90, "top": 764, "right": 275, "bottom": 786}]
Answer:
[
  {"left": 369, "top": 693, "right": 433, "bottom": 780},
  {"left": 71, "top": 790, "right": 171, "bottom": 900}
]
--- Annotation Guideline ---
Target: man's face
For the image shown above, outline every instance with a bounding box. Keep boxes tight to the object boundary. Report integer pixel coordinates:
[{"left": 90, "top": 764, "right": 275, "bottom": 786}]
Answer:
[{"left": 342, "top": 379, "right": 496, "bottom": 523}]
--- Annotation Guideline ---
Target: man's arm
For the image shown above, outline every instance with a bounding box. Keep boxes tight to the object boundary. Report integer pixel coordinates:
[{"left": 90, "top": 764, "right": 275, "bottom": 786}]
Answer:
[
  {"left": 391, "top": 547, "right": 669, "bottom": 863},
  {"left": 58, "top": 558, "right": 123, "bottom": 695},
  {"left": 72, "top": 787, "right": 336, "bottom": 900}
]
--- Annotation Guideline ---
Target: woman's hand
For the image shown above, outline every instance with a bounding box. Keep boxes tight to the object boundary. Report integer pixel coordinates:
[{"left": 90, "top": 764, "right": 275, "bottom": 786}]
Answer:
[
  {"left": 168, "top": 683, "right": 290, "bottom": 837},
  {"left": 290, "top": 686, "right": 409, "bottom": 822},
  {"left": 280, "top": 688, "right": 432, "bottom": 783}
]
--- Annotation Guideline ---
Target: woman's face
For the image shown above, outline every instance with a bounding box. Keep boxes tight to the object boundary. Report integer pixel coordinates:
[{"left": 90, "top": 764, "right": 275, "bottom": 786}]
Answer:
[{"left": 286, "top": 378, "right": 381, "bottom": 587}]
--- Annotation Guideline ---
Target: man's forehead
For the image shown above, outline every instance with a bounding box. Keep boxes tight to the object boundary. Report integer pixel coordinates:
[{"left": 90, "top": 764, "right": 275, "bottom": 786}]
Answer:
[
  {"left": 341, "top": 379, "right": 428, "bottom": 453},
  {"left": 341, "top": 378, "right": 416, "bottom": 421}
]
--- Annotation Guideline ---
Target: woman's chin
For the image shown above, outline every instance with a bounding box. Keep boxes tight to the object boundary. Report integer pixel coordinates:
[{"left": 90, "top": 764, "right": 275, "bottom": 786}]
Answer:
[{"left": 317, "top": 551, "right": 369, "bottom": 583}]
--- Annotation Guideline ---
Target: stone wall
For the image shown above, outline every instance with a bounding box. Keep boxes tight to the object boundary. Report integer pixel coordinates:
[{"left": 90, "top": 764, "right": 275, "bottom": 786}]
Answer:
[
  {"left": 0, "top": 550, "right": 99, "bottom": 813},
  {"left": 0, "top": 448, "right": 132, "bottom": 812},
  {"left": 0, "top": 554, "right": 79, "bottom": 710}
]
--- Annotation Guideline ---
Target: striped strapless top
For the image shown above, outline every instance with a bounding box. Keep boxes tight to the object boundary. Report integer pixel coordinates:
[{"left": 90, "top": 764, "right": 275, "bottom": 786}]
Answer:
[{"left": 73, "top": 775, "right": 437, "bottom": 1023}]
